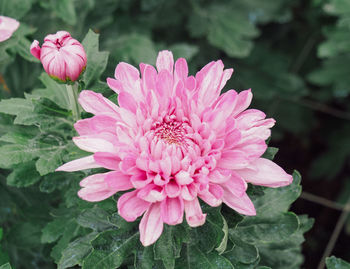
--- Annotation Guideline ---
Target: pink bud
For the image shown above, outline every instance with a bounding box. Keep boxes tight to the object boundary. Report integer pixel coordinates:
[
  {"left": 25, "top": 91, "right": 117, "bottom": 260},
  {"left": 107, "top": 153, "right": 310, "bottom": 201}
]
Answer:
[
  {"left": 0, "top": 16, "right": 20, "bottom": 42},
  {"left": 30, "top": 31, "right": 87, "bottom": 83}
]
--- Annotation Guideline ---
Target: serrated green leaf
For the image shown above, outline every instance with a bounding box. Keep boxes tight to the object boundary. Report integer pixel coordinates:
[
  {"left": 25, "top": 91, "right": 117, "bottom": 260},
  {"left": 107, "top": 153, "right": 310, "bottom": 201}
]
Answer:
[
  {"left": 82, "top": 230, "right": 139, "bottom": 269},
  {"left": 77, "top": 207, "right": 119, "bottom": 232},
  {"left": 0, "top": 98, "right": 33, "bottom": 116},
  {"left": 225, "top": 234, "right": 259, "bottom": 265},
  {"left": 153, "top": 225, "right": 188, "bottom": 269},
  {"left": 50, "top": 0, "right": 77, "bottom": 25},
  {"left": 30, "top": 73, "right": 70, "bottom": 110},
  {"left": 261, "top": 147, "right": 279, "bottom": 161},
  {"left": 207, "top": 6, "right": 259, "bottom": 58},
  {"left": 326, "top": 256, "right": 350, "bottom": 269},
  {"left": 110, "top": 33, "right": 157, "bottom": 64},
  {"left": 58, "top": 232, "right": 98, "bottom": 269},
  {"left": 41, "top": 218, "right": 68, "bottom": 244},
  {"left": 252, "top": 171, "right": 302, "bottom": 217},
  {"left": 169, "top": 44, "right": 199, "bottom": 61},
  {"left": 0, "top": 0, "right": 33, "bottom": 19},
  {"left": 175, "top": 244, "right": 233, "bottom": 269},
  {"left": 134, "top": 246, "right": 154, "bottom": 269},
  {"left": 82, "top": 30, "right": 109, "bottom": 89},
  {"left": 6, "top": 161, "right": 40, "bottom": 187},
  {"left": 231, "top": 212, "right": 299, "bottom": 244},
  {"left": 50, "top": 219, "right": 82, "bottom": 262},
  {"left": 0, "top": 263, "right": 12, "bottom": 269}
]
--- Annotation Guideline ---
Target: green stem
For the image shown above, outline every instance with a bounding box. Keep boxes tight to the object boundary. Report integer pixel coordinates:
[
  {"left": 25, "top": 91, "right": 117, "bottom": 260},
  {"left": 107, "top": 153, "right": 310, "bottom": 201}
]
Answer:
[{"left": 66, "top": 83, "right": 81, "bottom": 121}]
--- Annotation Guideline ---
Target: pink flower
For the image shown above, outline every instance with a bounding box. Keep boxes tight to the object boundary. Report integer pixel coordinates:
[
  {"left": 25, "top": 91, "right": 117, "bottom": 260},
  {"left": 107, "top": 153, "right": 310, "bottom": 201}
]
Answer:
[
  {"left": 57, "top": 50, "right": 293, "bottom": 246},
  {"left": 0, "top": 16, "right": 20, "bottom": 42},
  {"left": 30, "top": 31, "right": 87, "bottom": 83}
]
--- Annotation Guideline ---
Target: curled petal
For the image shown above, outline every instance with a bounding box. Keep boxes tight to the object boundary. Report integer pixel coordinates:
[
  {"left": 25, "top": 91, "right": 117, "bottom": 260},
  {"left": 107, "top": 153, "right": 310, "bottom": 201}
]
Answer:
[
  {"left": 222, "top": 191, "right": 256, "bottom": 216},
  {"left": 184, "top": 198, "right": 206, "bottom": 227},
  {"left": 118, "top": 190, "right": 150, "bottom": 222},
  {"left": 30, "top": 40, "right": 41, "bottom": 60},
  {"left": 78, "top": 173, "right": 118, "bottom": 202},
  {"left": 161, "top": 197, "right": 184, "bottom": 225},
  {"left": 236, "top": 158, "right": 293, "bottom": 187},
  {"left": 139, "top": 203, "right": 164, "bottom": 246},
  {"left": 56, "top": 155, "right": 100, "bottom": 172},
  {"left": 156, "top": 50, "right": 174, "bottom": 74}
]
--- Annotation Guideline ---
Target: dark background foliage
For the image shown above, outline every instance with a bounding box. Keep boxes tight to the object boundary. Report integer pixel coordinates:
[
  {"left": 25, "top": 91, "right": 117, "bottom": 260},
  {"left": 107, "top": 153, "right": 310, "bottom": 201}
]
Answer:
[{"left": 0, "top": 0, "right": 350, "bottom": 268}]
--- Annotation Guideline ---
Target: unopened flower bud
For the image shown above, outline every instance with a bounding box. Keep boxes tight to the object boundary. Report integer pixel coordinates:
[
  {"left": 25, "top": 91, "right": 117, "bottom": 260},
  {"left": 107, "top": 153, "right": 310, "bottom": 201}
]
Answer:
[
  {"left": 30, "top": 31, "right": 87, "bottom": 83},
  {"left": 0, "top": 15, "right": 20, "bottom": 42}
]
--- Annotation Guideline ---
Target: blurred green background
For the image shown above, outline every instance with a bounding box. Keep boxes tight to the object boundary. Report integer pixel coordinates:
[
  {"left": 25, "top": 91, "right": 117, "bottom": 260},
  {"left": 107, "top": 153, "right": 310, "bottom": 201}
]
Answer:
[{"left": 1, "top": 0, "right": 350, "bottom": 268}]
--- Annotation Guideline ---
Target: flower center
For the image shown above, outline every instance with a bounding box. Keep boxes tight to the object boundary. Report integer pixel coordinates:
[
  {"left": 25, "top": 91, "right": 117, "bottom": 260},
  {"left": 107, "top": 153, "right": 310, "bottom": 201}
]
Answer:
[
  {"left": 55, "top": 39, "right": 63, "bottom": 49},
  {"left": 153, "top": 120, "right": 186, "bottom": 145}
]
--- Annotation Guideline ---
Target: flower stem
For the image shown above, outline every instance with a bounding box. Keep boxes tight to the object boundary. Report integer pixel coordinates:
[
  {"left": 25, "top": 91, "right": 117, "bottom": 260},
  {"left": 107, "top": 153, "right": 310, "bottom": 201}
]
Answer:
[{"left": 66, "top": 83, "right": 80, "bottom": 121}]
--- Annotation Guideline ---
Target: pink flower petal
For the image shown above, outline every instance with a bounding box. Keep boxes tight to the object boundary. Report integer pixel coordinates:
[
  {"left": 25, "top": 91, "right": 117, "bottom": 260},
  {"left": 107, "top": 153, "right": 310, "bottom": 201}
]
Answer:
[
  {"left": 93, "top": 152, "right": 121, "bottom": 170},
  {"left": 105, "top": 171, "right": 133, "bottom": 191},
  {"left": 174, "top": 58, "right": 188, "bottom": 82},
  {"left": 74, "top": 119, "right": 93, "bottom": 135},
  {"left": 118, "top": 91, "right": 138, "bottom": 113},
  {"left": 198, "top": 184, "right": 223, "bottom": 207},
  {"left": 232, "top": 89, "right": 253, "bottom": 116},
  {"left": 217, "top": 150, "right": 250, "bottom": 169},
  {"left": 196, "top": 60, "right": 224, "bottom": 106},
  {"left": 118, "top": 190, "right": 150, "bottom": 222},
  {"left": 139, "top": 203, "right": 164, "bottom": 246},
  {"left": 220, "top": 172, "right": 247, "bottom": 197},
  {"left": 161, "top": 197, "right": 184, "bottom": 225},
  {"left": 236, "top": 158, "right": 293, "bottom": 187},
  {"left": 78, "top": 173, "right": 117, "bottom": 202},
  {"left": 73, "top": 136, "right": 117, "bottom": 153},
  {"left": 56, "top": 155, "right": 100, "bottom": 172},
  {"left": 156, "top": 50, "right": 174, "bottom": 74},
  {"left": 184, "top": 198, "right": 206, "bottom": 227},
  {"left": 30, "top": 40, "right": 41, "bottom": 60},
  {"left": 0, "top": 16, "right": 20, "bottom": 42},
  {"left": 222, "top": 191, "right": 256, "bottom": 216},
  {"left": 79, "top": 90, "right": 120, "bottom": 116}
]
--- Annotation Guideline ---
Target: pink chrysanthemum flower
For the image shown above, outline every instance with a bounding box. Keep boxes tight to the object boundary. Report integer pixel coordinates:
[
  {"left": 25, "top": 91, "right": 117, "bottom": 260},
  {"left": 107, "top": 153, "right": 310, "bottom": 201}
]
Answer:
[
  {"left": 30, "top": 31, "right": 87, "bottom": 83},
  {"left": 0, "top": 15, "right": 20, "bottom": 42},
  {"left": 57, "top": 51, "right": 292, "bottom": 246}
]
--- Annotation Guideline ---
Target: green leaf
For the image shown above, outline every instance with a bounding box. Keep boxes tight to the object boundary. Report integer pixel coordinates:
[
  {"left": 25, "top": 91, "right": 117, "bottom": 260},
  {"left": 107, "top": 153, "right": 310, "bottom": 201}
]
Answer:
[
  {"left": 326, "top": 256, "right": 350, "bottom": 269},
  {"left": 30, "top": 73, "right": 70, "bottom": 110},
  {"left": 169, "top": 44, "right": 199, "bottom": 61},
  {"left": 50, "top": 0, "right": 77, "bottom": 25},
  {"left": 175, "top": 245, "right": 233, "bottom": 269},
  {"left": 50, "top": 219, "right": 83, "bottom": 262},
  {"left": 261, "top": 147, "right": 279, "bottom": 161},
  {"left": 6, "top": 161, "right": 41, "bottom": 187},
  {"left": 35, "top": 149, "right": 64, "bottom": 176},
  {"left": 0, "top": 263, "right": 12, "bottom": 269},
  {"left": 82, "top": 230, "right": 139, "bottom": 269},
  {"left": 230, "top": 212, "right": 299, "bottom": 244},
  {"left": 110, "top": 33, "right": 157, "bottom": 64},
  {"left": 77, "top": 207, "right": 119, "bottom": 232},
  {"left": 257, "top": 215, "right": 314, "bottom": 268},
  {"left": 134, "top": 246, "right": 154, "bottom": 269},
  {"left": 215, "top": 215, "right": 229, "bottom": 254},
  {"left": 207, "top": 6, "right": 259, "bottom": 58},
  {"left": 41, "top": 218, "right": 68, "bottom": 244},
  {"left": 58, "top": 232, "right": 98, "bottom": 269},
  {"left": 153, "top": 225, "right": 188, "bottom": 269},
  {"left": 0, "top": 98, "right": 33, "bottom": 116},
  {"left": 190, "top": 206, "right": 225, "bottom": 253},
  {"left": 224, "top": 234, "right": 259, "bottom": 265},
  {"left": 252, "top": 171, "right": 302, "bottom": 217},
  {"left": 82, "top": 30, "right": 109, "bottom": 89},
  {"left": 0, "top": 0, "right": 33, "bottom": 19}
]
